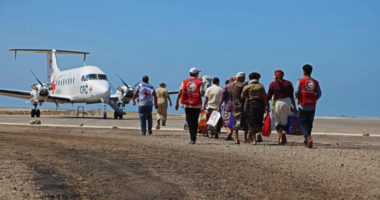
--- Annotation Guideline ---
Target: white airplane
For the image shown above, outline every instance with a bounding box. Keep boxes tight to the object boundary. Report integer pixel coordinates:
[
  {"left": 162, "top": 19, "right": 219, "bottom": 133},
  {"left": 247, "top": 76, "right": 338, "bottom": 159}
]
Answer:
[{"left": 0, "top": 49, "right": 134, "bottom": 119}]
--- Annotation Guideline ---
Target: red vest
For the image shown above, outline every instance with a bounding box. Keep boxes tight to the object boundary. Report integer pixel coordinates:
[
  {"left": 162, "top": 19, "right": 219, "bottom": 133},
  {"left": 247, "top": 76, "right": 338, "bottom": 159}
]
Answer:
[
  {"left": 298, "top": 76, "right": 319, "bottom": 106},
  {"left": 181, "top": 77, "right": 202, "bottom": 106}
]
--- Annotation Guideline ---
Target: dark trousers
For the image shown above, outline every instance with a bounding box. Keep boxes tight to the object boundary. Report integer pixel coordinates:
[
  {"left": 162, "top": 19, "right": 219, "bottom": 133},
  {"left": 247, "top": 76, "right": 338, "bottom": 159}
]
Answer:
[
  {"left": 138, "top": 106, "right": 153, "bottom": 135},
  {"left": 185, "top": 108, "right": 201, "bottom": 142},
  {"left": 298, "top": 109, "right": 315, "bottom": 141}
]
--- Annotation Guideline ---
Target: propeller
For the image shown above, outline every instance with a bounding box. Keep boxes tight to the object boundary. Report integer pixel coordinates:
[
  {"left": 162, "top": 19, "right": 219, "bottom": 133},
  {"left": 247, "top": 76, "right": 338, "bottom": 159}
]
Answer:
[
  {"left": 117, "top": 75, "right": 130, "bottom": 88},
  {"left": 30, "top": 71, "right": 49, "bottom": 96},
  {"left": 31, "top": 71, "right": 44, "bottom": 86}
]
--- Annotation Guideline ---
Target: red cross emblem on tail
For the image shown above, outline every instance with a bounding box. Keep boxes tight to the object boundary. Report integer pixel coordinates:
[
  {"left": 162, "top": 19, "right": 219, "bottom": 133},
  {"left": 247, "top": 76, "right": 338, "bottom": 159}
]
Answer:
[{"left": 51, "top": 76, "right": 56, "bottom": 94}]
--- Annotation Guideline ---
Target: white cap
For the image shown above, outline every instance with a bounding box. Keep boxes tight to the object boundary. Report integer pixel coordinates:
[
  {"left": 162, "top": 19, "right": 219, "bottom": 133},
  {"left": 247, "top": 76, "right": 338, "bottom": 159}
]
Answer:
[
  {"left": 236, "top": 72, "right": 245, "bottom": 78},
  {"left": 189, "top": 67, "right": 201, "bottom": 74}
]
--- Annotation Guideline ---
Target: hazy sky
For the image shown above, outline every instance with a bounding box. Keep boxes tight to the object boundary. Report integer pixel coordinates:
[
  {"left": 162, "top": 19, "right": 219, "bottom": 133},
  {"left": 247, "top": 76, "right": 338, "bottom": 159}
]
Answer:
[{"left": 0, "top": 0, "right": 379, "bottom": 117}]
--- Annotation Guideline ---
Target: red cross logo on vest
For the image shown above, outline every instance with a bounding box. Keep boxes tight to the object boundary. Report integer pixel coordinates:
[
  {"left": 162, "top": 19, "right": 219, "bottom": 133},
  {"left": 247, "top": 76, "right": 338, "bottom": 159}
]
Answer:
[
  {"left": 144, "top": 91, "right": 150, "bottom": 97},
  {"left": 305, "top": 80, "right": 315, "bottom": 91},
  {"left": 186, "top": 82, "right": 197, "bottom": 92}
]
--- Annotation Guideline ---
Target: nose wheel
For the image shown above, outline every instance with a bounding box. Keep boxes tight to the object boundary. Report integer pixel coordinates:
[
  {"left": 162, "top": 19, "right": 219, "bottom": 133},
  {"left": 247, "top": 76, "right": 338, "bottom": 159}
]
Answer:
[
  {"left": 114, "top": 111, "right": 123, "bottom": 119},
  {"left": 31, "top": 109, "right": 40, "bottom": 118},
  {"left": 31, "top": 103, "right": 40, "bottom": 118}
]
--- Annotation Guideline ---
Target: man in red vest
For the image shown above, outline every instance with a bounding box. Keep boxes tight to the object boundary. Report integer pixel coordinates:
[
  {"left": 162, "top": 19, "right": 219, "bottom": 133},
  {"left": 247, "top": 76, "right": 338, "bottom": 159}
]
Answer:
[
  {"left": 295, "top": 64, "right": 322, "bottom": 148},
  {"left": 175, "top": 67, "right": 204, "bottom": 144}
]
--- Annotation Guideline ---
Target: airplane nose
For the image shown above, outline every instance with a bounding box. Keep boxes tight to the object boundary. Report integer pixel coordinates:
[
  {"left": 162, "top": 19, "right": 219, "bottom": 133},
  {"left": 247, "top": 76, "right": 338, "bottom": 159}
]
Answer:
[{"left": 94, "top": 82, "right": 111, "bottom": 98}]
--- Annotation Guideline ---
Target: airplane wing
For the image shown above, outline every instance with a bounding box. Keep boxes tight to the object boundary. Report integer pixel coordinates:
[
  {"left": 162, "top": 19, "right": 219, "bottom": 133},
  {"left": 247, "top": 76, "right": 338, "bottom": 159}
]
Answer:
[
  {"left": 168, "top": 91, "right": 179, "bottom": 95},
  {"left": 109, "top": 94, "right": 119, "bottom": 101},
  {"left": 46, "top": 95, "right": 72, "bottom": 103},
  {"left": 0, "top": 89, "right": 32, "bottom": 99},
  {"left": 0, "top": 88, "right": 71, "bottom": 103}
]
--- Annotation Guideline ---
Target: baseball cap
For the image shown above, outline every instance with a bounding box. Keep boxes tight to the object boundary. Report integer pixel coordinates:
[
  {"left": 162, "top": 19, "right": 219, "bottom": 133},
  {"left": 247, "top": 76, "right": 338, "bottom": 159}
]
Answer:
[
  {"left": 189, "top": 67, "right": 201, "bottom": 74},
  {"left": 236, "top": 72, "right": 245, "bottom": 78}
]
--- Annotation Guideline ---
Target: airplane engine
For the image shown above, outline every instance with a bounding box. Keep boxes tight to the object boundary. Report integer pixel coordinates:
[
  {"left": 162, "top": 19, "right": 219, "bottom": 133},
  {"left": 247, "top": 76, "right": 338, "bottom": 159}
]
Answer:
[
  {"left": 31, "top": 84, "right": 49, "bottom": 97},
  {"left": 116, "top": 86, "right": 134, "bottom": 104}
]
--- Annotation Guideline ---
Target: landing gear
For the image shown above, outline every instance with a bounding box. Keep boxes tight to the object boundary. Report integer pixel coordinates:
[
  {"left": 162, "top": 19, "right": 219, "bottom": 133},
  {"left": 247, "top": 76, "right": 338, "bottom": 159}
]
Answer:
[
  {"left": 31, "top": 109, "right": 40, "bottom": 117},
  {"left": 103, "top": 104, "right": 107, "bottom": 119},
  {"left": 114, "top": 111, "right": 123, "bottom": 119},
  {"left": 31, "top": 103, "right": 40, "bottom": 118}
]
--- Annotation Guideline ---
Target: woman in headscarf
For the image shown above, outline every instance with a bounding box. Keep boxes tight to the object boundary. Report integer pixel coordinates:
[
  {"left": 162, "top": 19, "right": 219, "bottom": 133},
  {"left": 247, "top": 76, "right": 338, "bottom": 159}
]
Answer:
[
  {"left": 241, "top": 72, "right": 269, "bottom": 144},
  {"left": 267, "top": 69, "right": 297, "bottom": 145}
]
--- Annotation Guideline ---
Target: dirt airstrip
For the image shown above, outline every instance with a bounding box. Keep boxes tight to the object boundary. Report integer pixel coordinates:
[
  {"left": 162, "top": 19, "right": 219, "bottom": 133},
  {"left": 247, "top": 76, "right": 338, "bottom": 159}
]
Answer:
[{"left": 0, "top": 123, "right": 379, "bottom": 200}]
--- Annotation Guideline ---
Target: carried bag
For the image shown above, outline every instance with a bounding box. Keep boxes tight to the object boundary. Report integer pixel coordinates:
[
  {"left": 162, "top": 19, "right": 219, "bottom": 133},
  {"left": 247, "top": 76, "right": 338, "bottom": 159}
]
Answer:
[
  {"left": 207, "top": 110, "right": 221, "bottom": 127},
  {"left": 198, "top": 110, "right": 209, "bottom": 130},
  {"left": 262, "top": 113, "right": 271, "bottom": 137},
  {"left": 287, "top": 113, "right": 304, "bottom": 135},
  {"left": 270, "top": 112, "right": 276, "bottom": 131}
]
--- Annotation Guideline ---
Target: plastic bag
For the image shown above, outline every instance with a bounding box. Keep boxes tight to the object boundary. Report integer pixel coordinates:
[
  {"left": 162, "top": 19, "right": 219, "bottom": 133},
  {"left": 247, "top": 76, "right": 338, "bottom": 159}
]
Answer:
[
  {"left": 262, "top": 113, "right": 271, "bottom": 137},
  {"left": 270, "top": 112, "right": 276, "bottom": 131},
  {"left": 198, "top": 110, "right": 209, "bottom": 130},
  {"left": 287, "top": 113, "right": 304, "bottom": 135},
  {"left": 207, "top": 110, "right": 221, "bottom": 127}
]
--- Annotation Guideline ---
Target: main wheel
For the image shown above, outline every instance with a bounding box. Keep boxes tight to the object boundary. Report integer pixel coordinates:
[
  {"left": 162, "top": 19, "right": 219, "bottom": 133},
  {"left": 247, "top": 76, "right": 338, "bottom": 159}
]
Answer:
[
  {"left": 31, "top": 109, "right": 36, "bottom": 118},
  {"left": 36, "top": 109, "right": 41, "bottom": 118},
  {"left": 114, "top": 111, "right": 118, "bottom": 119},
  {"left": 119, "top": 113, "right": 123, "bottom": 119}
]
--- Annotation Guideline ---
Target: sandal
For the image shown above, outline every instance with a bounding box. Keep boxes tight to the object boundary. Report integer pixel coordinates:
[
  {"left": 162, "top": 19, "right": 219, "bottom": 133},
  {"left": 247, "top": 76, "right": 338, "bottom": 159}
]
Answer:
[
  {"left": 281, "top": 131, "right": 287, "bottom": 145},
  {"left": 307, "top": 137, "right": 313, "bottom": 148}
]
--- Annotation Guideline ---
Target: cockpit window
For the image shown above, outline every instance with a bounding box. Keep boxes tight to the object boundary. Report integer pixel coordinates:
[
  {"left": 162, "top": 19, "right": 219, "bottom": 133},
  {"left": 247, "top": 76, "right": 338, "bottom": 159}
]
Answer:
[
  {"left": 85, "top": 74, "right": 108, "bottom": 81},
  {"left": 98, "top": 74, "right": 108, "bottom": 80}
]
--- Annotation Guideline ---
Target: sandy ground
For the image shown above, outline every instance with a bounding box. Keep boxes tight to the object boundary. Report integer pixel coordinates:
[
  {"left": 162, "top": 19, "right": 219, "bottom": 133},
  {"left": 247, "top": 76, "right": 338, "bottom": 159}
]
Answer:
[{"left": 0, "top": 109, "right": 379, "bottom": 199}]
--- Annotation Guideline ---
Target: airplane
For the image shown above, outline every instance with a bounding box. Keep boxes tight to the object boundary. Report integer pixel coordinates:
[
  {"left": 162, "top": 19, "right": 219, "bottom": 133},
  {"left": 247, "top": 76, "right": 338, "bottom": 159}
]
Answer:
[{"left": 0, "top": 49, "right": 134, "bottom": 119}]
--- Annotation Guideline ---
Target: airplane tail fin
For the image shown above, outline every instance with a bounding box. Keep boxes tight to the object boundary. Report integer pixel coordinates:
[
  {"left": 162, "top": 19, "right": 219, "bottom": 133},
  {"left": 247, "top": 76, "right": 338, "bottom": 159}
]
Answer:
[{"left": 9, "top": 49, "right": 90, "bottom": 82}]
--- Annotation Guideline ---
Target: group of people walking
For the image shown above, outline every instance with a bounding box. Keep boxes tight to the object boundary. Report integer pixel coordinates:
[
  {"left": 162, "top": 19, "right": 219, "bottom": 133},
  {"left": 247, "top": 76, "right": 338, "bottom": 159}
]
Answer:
[
  {"left": 132, "top": 64, "right": 321, "bottom": 148},
  {"left": 175, "top": 65, "right": 321, "bottom": 148}
]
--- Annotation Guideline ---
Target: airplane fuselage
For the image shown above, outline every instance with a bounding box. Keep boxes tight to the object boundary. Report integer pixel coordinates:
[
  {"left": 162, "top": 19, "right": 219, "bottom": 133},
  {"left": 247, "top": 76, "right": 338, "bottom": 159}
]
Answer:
[{"left": 51, "top": 65, "right": 111, "bottom": 104}]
